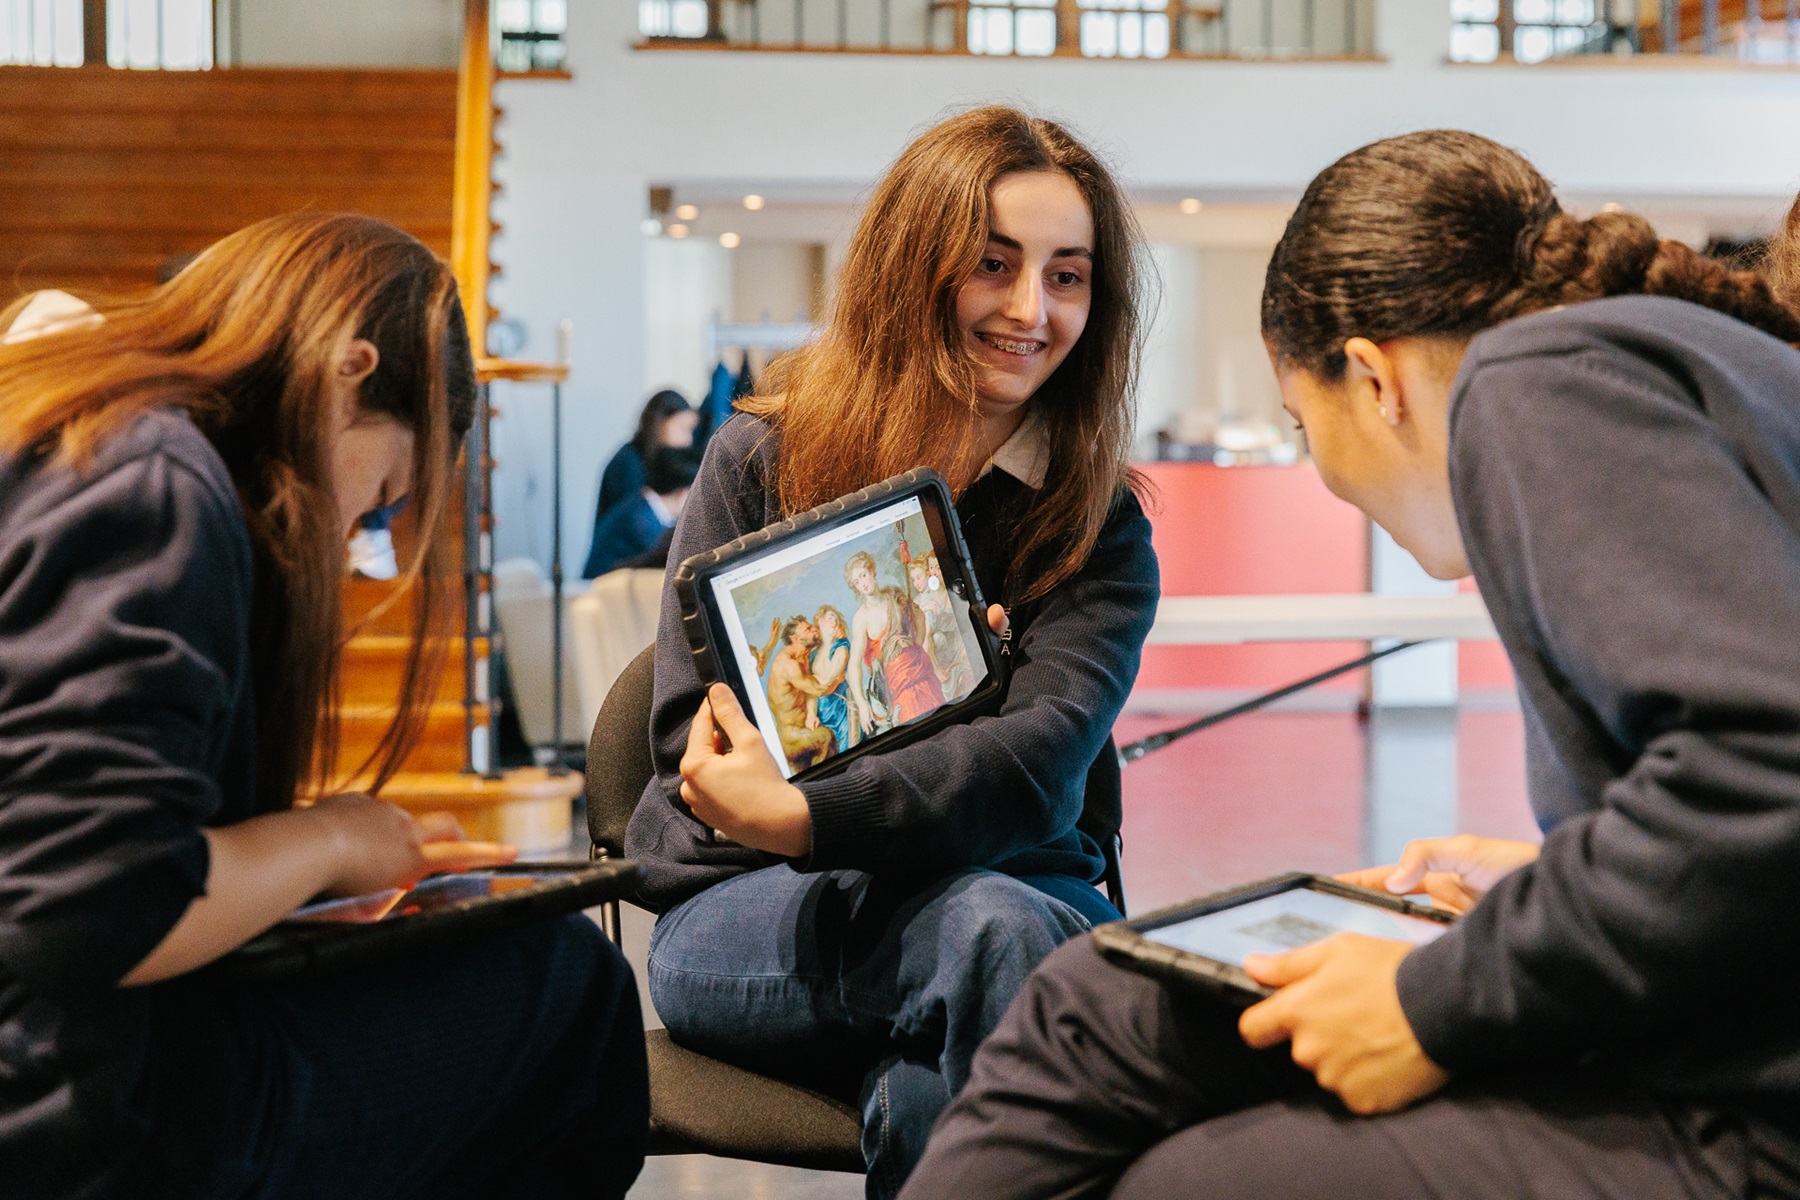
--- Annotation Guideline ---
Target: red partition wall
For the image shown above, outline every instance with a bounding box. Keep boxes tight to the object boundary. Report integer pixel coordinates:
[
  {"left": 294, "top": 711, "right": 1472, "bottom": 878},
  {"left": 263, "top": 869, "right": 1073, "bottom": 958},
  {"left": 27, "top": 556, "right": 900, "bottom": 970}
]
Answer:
[
  {"left": 1134, "top": 462, "right": 1371, "bottom": 699},
  {"left": 1457, "top": 575, "right": 1517, "bottom": 694}
]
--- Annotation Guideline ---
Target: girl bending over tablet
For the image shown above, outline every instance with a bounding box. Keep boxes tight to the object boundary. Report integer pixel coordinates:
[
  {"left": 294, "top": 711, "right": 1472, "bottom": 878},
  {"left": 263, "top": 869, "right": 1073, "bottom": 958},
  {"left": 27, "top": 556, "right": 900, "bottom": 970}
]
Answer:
[
  {"left": 624, "top": 106, "right": 1160, "bottom": 1196},
  {"left": 902, "top": 130, "right": 1800, "bottom": 1200},
  {"left": 0, "top": 214, "right": 646, "bottom": 1200}
]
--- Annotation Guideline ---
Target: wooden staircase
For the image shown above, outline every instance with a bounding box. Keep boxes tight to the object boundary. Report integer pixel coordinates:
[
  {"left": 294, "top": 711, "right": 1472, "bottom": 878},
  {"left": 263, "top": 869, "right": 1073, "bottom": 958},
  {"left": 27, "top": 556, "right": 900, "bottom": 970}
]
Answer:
[
  {"left": 338, "top": 578, "right": 577, "bottom": 849},
  {"left": 0, "top": 65, "right": 457, "bottom": 297}
]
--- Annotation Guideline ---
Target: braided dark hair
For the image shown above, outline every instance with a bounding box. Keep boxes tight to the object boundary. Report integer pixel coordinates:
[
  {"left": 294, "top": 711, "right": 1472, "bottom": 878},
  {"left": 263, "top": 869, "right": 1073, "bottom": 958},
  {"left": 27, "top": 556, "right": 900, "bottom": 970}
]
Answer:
[{"left": 1262, "top": 130, "right": 1800, "bottom": 379}]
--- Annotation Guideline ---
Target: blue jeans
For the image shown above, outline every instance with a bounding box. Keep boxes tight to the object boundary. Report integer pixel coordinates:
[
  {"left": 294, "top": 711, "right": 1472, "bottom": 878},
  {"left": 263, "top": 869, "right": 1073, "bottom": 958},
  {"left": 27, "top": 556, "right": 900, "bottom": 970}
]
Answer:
[{"left": 647, "top": 866, "right": 1115, "bottom": 1199}]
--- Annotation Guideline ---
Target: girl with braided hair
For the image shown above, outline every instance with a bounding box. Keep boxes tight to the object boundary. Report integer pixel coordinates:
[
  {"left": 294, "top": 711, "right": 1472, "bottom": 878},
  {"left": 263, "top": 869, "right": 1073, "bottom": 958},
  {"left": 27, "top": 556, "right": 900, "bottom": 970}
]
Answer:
[{"left": 903, "top": 129, "right": 1800, "bottom": 1200}]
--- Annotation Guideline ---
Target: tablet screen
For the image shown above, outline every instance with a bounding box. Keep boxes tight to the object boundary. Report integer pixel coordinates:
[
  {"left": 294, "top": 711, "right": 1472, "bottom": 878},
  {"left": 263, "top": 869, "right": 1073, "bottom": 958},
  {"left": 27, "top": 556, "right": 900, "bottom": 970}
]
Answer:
[
  {"left": 1144, "top": 887, "right": 1449, "bottom": 966},
  {"left": 707, "top": 493, "right": 989, "bottom": 778},
  {"left": 287, "top": 871, "right": 561, "bottom": 924}
]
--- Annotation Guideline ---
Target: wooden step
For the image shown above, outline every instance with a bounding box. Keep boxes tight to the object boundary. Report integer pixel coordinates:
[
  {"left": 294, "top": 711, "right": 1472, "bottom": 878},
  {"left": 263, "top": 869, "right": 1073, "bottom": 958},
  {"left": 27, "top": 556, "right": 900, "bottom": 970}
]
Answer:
[
  {"left": 336, "top": 700, "right": 489, "bottom": 776},
  {"left": 340, "top": 635, "right": 488, "bottom": 705},
  {"left": 357, "top": 767, "right": 583, "bottom": 853},
  {"left": 0, "top": 65, "right": 459, "bottom": 114},
  {"left": 0, "top": 146, "right": 454, "bottom": 185},
  {"left": 0, "top": 110, "right": 456, "bottom": 150},
  {"left": 344, "top": 576, "right": 476, "bottom": 637},
  {"left": 8, "top": 184, "right": 454, "bottom": 228}
]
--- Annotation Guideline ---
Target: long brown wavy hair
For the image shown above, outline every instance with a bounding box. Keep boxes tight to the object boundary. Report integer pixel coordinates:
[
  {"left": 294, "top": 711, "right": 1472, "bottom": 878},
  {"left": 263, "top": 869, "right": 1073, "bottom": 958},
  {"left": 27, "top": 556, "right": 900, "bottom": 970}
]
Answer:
[
  {"left": 743, "top": 106, "right": 1149, "bottom": 603},
  {"left": 1262, "top": 130, "right": 1800, "bottom": 378},
  {"left": 0, "top": 213, "right": 475, "bottom": 812}
]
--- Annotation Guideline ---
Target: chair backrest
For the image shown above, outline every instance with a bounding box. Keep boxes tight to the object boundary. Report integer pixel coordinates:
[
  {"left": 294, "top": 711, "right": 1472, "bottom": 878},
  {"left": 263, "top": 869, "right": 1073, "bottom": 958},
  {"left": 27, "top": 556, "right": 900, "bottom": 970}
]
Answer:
[
  {"left": 584, "top": 640, "right": 1126, "bottom": 911},
  {"left": 585, "top": 643, "right": 657, "bottom": 858},
  {"left": 568, "top": 569, "right": 664, "bottom": 726}
]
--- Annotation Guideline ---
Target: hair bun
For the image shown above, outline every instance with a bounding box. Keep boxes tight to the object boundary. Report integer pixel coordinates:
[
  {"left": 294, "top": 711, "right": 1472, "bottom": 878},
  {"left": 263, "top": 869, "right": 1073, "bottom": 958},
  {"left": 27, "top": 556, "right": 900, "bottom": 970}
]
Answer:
[{"left": 1522, "top": 211, "right": 1658, "bottom": 303}]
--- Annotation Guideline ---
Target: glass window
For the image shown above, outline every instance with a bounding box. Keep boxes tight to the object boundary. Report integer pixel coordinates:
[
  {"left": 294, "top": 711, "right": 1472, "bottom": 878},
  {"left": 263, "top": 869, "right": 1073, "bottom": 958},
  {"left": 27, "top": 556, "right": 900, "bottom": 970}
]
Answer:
[
  {"left": 1455, "top": 0, "right": 1604, "bottom": 62},
  {"left": 1449, "top": 21, "right": 1500, "bottom": 60},
  {"left": 103, "top": 0, "right": 210, "bottom": 69},
  {"left": 1449, "top": 0, "right": 1499, "bottom": 21},
  {"left": 639, "top": 0, "right": 706, "bottom": 38},
  {"left": 1078, "top": 0, "right": 1170, "bottom": 59},
  {"left": 503, "top": 0, "right": 571, "bottom": 70},
  {"left": 2, "top": 0, "right": 84, "bottom": 66}
]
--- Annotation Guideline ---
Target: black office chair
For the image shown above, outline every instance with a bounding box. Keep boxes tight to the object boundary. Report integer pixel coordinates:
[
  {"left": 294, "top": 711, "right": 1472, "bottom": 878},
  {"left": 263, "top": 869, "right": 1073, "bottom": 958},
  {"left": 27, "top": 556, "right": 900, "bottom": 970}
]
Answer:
[{"left": 586, "top": 644, "right": 1128, "bottom": 1172}]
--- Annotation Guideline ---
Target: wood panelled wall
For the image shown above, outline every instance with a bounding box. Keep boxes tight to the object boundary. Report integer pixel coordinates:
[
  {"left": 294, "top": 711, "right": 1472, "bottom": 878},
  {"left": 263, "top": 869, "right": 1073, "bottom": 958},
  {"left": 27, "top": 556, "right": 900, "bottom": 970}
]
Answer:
[{"left": 0, "top": 66, "right": 456, "bottom": 301}]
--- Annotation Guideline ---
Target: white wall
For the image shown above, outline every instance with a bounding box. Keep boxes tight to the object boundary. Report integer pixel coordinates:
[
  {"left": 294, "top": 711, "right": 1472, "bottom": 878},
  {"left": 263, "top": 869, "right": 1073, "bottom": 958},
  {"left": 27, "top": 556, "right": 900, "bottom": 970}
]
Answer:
[
  {"left": 233, "top": 0, "right": 461, "bottom": 66},
  {"left": 491, "top": 0, "right": 1800, "bottom": 571}
]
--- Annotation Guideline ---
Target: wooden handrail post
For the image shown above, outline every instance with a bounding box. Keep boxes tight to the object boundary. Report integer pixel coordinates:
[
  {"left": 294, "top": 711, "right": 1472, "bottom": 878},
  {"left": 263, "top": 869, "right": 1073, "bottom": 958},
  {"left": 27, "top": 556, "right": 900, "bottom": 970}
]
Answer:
[
  {"left": 81, "top": 0, "right": 107, "bottom": 66},
  {"left": 1055, "top": 0, "right": 1082, "bottom": 54},
  {"left": 453, "top": 0, "right": 495, "bottom": 354}
]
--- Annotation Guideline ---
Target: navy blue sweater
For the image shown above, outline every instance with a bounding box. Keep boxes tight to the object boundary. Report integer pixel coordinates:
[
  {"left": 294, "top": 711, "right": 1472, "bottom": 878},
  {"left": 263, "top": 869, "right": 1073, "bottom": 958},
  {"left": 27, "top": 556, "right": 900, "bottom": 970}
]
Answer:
[
  {"left": 1397, "top": 296, "right": 1800, "bottom": 1112},
  {"left": 624, "top": 415, "right": 1161, "bottom": 911},
  {"left": 0, "top": 410, "right": 255, "bottom": 1196}
]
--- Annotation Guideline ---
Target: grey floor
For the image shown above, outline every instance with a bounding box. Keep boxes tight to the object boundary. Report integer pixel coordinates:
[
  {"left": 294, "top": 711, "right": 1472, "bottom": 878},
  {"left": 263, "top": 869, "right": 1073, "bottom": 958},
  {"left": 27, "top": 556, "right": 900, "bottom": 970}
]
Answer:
[{"left": 615, "top": 703, "right": 1532, "bottom": 1199}]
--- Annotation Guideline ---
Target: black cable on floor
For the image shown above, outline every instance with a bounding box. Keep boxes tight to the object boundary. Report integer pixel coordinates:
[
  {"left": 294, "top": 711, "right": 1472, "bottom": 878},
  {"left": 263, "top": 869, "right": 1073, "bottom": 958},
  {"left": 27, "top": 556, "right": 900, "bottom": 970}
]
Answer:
[{"left": 1117, "top": 641, "right": 1424, "bottom": 765}]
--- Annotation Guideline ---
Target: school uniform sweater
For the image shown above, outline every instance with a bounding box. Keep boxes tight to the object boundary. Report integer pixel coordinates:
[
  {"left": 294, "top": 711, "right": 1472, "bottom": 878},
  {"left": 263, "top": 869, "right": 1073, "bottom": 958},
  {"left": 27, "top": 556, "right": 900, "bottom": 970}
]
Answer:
[
  {"left": 1397, "top": 296, "right": 1800, "bottom": 1118},
  {"left": 0, "top": 410, "right": 257, "bottom": 1196},
  {"left": 624, "top": 414, "right": 1161, "bottom": 912}
]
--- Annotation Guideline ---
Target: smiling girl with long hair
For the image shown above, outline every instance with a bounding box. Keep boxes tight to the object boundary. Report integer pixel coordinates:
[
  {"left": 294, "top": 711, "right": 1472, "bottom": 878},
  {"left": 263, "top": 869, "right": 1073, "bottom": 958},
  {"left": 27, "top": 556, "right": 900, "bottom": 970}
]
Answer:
[{"left": 624, "top": 106, "right": 1160, "bottom": 1196}]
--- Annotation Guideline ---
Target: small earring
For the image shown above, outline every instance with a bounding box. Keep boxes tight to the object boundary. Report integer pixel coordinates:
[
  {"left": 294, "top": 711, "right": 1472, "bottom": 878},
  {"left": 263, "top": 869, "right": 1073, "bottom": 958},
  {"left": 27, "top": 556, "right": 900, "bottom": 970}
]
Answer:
[{"left": 1378, "top": 405, "right": 1389, "bottom": 419}]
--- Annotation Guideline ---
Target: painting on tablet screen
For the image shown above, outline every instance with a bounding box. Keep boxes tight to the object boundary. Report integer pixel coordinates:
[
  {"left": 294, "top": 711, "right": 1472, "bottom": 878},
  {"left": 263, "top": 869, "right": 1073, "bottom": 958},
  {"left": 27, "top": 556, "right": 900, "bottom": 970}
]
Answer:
[{"left": 707, "top": 495, "right": 988, "bottom": 777}]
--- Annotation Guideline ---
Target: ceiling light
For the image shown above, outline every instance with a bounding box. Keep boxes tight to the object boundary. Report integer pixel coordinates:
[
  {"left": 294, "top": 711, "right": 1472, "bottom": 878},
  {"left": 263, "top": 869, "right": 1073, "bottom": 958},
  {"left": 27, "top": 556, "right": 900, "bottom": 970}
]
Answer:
[
  {"left": 1179, "top": 198, "right": 1203, "bottom": 215},
  {"left": 719, "top": 232, "right": 742, "bottom": 249},
  {"left": 743, "top": 194, "right": 766, "bottom": 211},
  {"left": 675, "top": 204, "right": 699, "bottom": 221},
  {"left": 668, "top": 223, "right": 690, "bottom": 239}
]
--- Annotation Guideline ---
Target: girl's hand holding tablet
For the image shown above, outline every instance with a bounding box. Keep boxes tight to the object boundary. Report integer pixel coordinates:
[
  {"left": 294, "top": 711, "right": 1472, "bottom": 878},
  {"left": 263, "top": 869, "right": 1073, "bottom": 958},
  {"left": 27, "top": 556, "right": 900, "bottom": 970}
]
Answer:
[
  {"left": 1229, "top": 835, "right": 1538, "bottom": 1113},
  {"left": 1238, "top": 934, "right": 1451, "bottom": 1114},
  {"left": 680, "top": 683, "right": 814, "bottom": 858},
  {"left": 676, "top": 606, "right": 1011, "bottom": 857}
]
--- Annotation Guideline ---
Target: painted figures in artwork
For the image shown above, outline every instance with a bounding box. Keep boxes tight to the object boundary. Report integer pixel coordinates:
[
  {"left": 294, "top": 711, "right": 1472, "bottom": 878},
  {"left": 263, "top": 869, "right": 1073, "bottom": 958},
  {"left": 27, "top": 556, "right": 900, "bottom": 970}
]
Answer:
[
  {"left": 765, "top": 615, "right": 838, "bottom": 772},
  {"left": 910, "top": 554, "right": 975, "bottom": 701},
  {"left": 844, "top": 549, "right": 946, "bottom": 738},
  {"left": 811, "top": 604, "right": 854, "bottom": 755}
]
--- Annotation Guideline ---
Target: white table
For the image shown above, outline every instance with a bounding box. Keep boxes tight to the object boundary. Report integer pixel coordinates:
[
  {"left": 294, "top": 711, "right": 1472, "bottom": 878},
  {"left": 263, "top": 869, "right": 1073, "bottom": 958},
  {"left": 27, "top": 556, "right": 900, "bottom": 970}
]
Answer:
[{"left": 1149, "top": 593, "right": 1497, "bottom": 646}]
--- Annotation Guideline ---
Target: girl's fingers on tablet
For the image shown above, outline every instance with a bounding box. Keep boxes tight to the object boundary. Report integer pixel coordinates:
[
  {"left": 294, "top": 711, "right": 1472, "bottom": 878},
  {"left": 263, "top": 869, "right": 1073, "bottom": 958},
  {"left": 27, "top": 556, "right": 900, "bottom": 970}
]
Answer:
[
  {"left": 413, "top": 812, "right": 467, "bottom": 843},
  {"left": 707, "top": 683, "right": 760, "bottom": 747},
  {"left": 1244, "top": 939, "right": 1329, "bottom": 988},
  {"left": 1335, "top": 866, "right": 1402, "bottom": 891},
  {"left": 420, "top": 840, "right": 517, "bottom": 871},
  {"left": 1237, "top": 990, "right": 1293, "bottom": 1048},
  {"left": 683, "top": 699, "right": 718, "bottom": 768},
  {"left": 987, "top": 604, "right": 1009, "bottom": 636}
]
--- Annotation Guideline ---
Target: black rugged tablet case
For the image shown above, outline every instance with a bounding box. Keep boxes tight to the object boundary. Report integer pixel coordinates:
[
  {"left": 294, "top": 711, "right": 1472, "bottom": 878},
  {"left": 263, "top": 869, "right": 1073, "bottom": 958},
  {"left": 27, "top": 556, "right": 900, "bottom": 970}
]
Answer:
[
  {"left": 1089, "top": 872, "right": 1456, "bottom": 1007},
  {"left": 671, "top": 468, "right": 1007, "bottom": 784},
  {"left": 217, "top": 859, "right": 643, "bottom": 983}
]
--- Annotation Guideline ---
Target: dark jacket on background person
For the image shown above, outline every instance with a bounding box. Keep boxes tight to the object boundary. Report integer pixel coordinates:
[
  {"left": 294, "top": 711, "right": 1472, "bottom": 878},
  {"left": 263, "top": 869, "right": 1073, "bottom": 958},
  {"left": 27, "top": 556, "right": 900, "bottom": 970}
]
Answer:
[
  {"left": 583, "top": 491, "right": 671, "bottom": 579},
  {"left": 1397, "top": 296, "right": 1800, "bottom": 1116},
  {"left": 595, "top": 442, "right": 648, "bottom": 520},
  {"left": 623, "top": 414, "right": 1161, "bottom": 912}
]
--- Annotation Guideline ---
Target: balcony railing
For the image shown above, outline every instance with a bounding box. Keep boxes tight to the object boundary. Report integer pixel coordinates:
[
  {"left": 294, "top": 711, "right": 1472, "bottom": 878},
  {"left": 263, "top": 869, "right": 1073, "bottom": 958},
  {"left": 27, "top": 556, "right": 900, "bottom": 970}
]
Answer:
[
  {"left": 1452, "top": 0, "right": 1800, "bottom": 63},
  {"left": 637, "top": 0, "right": 1376, "bottom": 58}
]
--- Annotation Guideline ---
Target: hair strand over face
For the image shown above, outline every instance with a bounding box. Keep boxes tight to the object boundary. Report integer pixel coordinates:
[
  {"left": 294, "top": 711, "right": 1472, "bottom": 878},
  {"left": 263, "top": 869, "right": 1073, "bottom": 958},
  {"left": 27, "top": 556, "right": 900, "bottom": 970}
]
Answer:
[{"left": 0, "top": 212, "right": 476, "bottom": 812}]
